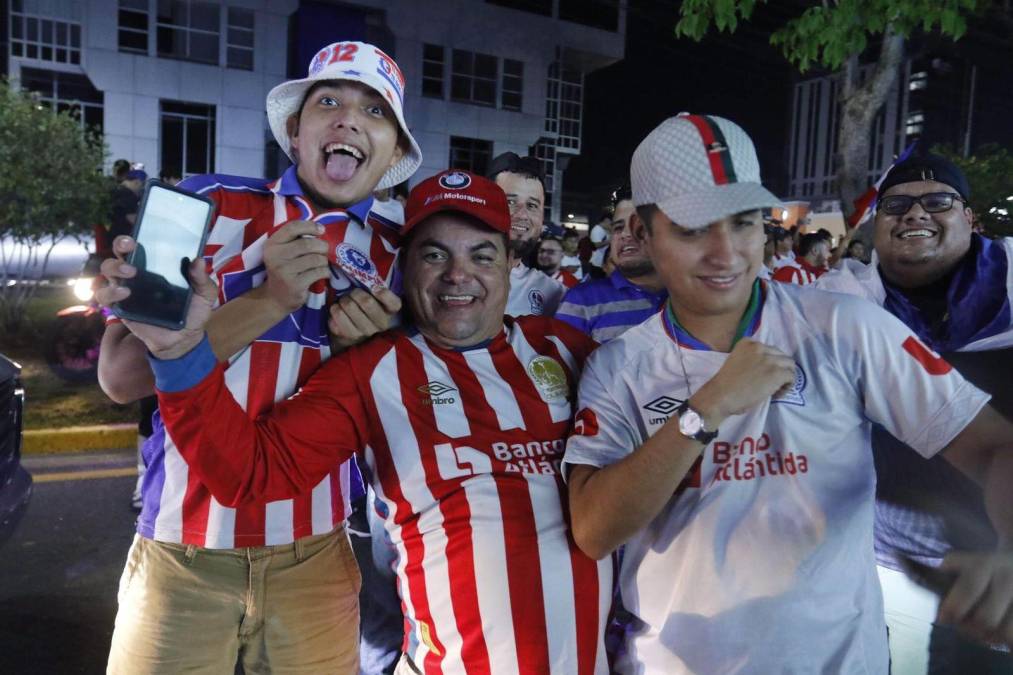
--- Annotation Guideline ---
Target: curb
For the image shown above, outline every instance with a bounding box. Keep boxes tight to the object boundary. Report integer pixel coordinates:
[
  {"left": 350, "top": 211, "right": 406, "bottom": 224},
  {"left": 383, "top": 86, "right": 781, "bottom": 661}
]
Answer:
[{"left": 23, "top": 423, "right": 137, "bottom": 454}]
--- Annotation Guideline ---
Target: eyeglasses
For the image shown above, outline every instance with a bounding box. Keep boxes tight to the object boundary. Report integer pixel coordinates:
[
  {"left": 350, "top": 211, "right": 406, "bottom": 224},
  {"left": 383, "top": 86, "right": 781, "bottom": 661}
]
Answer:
[{"left": 878, "top": 192, "right": 964, "bottom": 216}]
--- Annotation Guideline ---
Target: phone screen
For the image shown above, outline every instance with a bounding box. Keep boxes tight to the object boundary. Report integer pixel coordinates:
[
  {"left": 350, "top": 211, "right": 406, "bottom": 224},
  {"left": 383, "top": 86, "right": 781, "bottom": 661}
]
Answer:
[{"left": 117, "top": 183, "right": 213, "bottom": 328}]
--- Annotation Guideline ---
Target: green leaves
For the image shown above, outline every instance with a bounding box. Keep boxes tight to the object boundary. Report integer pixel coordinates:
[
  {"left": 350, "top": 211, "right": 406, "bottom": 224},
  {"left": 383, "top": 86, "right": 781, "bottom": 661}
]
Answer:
[
  {"left": 675, "top": 0, "right": 985, "bottom": 71},
  {"left": 675, "top": 0, "right": 761, "bottom": 39},
  {"left": 933, "top": 143, "right": 1013, "bottom": 237},
  {"left": 0, "top": 80, "right": 108, "bottom": 245}
]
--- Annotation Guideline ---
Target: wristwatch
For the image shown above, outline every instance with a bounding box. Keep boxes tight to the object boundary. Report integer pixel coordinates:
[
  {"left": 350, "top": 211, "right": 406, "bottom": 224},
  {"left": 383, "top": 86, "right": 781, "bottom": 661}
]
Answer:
[{"left": 675, "top": 401, "right": 718, "bottom": 444}]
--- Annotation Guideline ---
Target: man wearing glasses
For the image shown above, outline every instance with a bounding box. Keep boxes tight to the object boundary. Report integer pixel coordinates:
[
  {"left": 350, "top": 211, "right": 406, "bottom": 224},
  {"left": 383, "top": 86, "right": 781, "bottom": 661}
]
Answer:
[{"left": 819, "top": 154, "right": 1013, "bottom": 673}]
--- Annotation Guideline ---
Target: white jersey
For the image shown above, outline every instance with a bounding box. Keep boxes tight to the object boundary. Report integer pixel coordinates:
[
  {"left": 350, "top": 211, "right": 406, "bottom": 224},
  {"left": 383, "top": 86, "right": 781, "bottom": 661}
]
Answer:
[
  {"left": 506, "top": 264, "right": 566, "bottom": 317},
  {"left": 561, "top": 254, "right": 584, "bottom": 279},
  {"left": 563, "top": 282, "right": 989, "bottom": 675},
  {"left": 772, "top": 250, "right": 796, "bottom": 269}
]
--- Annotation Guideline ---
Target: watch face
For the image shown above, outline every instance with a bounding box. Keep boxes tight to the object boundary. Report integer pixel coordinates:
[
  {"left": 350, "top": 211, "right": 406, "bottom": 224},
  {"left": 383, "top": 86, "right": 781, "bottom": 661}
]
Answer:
[{"left": 679, "top": 407, "right": 703, "bottom": 436}]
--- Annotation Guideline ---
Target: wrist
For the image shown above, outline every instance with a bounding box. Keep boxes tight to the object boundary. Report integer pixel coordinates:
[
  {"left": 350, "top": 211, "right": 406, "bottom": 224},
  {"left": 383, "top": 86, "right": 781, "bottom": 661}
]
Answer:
[
  {"left": 150, "top": 331, "right": 206, "bottom": 361},
  {"left": 687, "top": 390, "right": 726, "bottom": 431},
  {"left": 257, "top": 283, "right": 302, "bottom": 316}
]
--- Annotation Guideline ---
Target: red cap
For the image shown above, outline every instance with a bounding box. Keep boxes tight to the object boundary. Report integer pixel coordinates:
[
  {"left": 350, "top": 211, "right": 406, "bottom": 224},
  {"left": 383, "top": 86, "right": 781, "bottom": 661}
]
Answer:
[{"left": 403, "top": 170, "right": 510, "bottom": 237}]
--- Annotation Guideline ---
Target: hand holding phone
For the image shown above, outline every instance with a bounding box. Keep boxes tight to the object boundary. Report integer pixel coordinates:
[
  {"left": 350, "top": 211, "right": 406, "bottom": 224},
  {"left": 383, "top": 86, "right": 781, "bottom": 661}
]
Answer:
[{"left": 113, "top": 180, "right": 215, "bottom": 330}]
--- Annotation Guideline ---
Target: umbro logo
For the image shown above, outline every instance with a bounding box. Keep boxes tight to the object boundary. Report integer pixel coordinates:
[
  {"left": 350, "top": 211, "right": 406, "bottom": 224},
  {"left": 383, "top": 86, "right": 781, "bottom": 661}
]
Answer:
[
  {"left": 418, "top": 381, "right": 457, "bottom": 405},
  {"left": 643, "top": 396, "right": 683, "bottom": 415},
  {"left": 643, "top": 395, "right": 683, "bottom": 424}
]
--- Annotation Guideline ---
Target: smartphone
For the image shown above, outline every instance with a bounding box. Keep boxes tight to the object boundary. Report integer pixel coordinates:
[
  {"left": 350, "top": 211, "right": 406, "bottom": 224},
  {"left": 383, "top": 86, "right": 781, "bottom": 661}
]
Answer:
[
  {"left": 113, "top": 180, "right": 215, "bottom": 330},
  {"left": 898, "top": 555, "right": 957, "bottom": 596}
]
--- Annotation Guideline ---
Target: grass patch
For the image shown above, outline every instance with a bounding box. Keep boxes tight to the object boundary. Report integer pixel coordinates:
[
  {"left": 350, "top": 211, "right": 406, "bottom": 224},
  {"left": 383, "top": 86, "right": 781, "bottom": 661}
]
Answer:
[{"left": 1, "top": 284, "right": 139, "bottom": 430}]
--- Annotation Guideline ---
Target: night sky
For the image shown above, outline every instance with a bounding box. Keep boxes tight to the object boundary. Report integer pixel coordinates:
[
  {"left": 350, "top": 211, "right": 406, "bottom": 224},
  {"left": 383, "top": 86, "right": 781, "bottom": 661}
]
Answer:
[{"left": 565, "top": 0, "right": 1013, "bottom": 214}]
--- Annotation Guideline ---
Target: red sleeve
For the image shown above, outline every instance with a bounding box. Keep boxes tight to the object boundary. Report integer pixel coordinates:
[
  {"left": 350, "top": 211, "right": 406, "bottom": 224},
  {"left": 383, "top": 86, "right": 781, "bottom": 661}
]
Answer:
[
  {"left": 771, "top": 266, "right": 796, "bottom": 284},
  {"left": 157, "top": 347, "right": 372, "bottom": 507}
]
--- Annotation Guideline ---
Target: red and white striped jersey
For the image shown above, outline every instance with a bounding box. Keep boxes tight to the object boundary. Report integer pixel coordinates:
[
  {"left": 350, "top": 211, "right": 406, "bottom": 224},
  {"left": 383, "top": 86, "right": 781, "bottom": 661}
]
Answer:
[
  {"left": 135, "top": 166, "right": 402, "bottom": 548},
  {"left": 771, "top": 257, "right": 827, "bottom": 286},
  {"left": 157, "top": 316, "right": 613, "bottom": 673}
]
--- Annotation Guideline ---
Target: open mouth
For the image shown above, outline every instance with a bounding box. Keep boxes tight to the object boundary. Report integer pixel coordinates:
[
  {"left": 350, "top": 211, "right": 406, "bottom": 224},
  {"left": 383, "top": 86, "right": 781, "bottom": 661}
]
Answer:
[
  {"left": 438, "top": 293, "right": 478, "bottom": 307},
  {"left": 323, "top": 142, "right": 365, "bottom": 182},
  {"left": 895, "top": 227, "right": 938, "bottom": 240},
  {"left": 618, "top": 244, "right": 639, "bottom": 256}
]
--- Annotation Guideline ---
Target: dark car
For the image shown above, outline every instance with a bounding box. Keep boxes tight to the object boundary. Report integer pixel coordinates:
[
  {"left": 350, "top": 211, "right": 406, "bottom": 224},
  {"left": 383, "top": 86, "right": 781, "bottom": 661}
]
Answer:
[{"left": 0, "top": 353, "right": 31, "bottom": 545}]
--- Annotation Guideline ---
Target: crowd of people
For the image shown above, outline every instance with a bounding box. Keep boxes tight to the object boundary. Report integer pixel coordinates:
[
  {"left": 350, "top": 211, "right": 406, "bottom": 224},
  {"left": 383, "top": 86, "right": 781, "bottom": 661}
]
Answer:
[{"left": 91, "top": 40, "right": 1013, "bottom": 675}]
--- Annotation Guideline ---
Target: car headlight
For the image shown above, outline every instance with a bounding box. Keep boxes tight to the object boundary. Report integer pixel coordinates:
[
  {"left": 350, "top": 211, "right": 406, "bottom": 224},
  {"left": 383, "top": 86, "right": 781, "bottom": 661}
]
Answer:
[{"left": 71, "top": 277, "right": 95, "bottom": 302}]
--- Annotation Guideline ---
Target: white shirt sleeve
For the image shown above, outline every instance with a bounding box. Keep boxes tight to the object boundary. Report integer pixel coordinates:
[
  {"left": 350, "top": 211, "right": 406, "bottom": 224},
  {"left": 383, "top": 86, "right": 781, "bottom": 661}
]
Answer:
[
  {"left": 563, "top": 359, "right": 641, "bottom": 477},
  {"left": 833, "top": 298, "right": 990, "bottom": 458},
  {"left": 590, "top": 224, "right": 608, "bottom": 245}
]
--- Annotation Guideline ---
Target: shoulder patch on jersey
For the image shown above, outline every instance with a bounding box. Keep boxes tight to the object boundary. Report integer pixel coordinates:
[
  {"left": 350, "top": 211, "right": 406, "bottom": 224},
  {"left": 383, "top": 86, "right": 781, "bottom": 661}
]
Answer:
[
  {"left": 901, "top": 336, "right": 952, "bottom": 375},
  {"left": 571, "top": 408, "right": 599, "bottom": 437},
  {"left": 527, "top": 356, "right": 569, "bottom": 402},
  {"left": 771, "top": 363, "right": 807, "bottom": 406}
]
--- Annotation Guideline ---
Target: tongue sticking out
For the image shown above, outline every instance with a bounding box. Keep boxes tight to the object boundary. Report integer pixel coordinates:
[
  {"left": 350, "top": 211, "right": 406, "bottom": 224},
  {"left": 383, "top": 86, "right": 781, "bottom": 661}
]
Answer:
[{"left": 325, "top": 153, "right": 359, "bottom": 182}]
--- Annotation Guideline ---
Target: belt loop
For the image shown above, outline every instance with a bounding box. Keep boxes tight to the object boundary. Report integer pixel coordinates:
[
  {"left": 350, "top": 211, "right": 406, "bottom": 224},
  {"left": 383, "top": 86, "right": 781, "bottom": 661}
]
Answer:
[
  {"left": 294, "top": 536, "right": 305, "bottom": 562},
  {"left": 183, "top": 544, "right": 198, "bottom": 566}
]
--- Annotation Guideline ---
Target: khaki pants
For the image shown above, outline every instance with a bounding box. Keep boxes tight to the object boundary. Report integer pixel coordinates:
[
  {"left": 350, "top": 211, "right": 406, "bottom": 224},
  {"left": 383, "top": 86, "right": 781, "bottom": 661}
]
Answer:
[{"left": 108, "top": 526, "right": 360, "bottom": 674}]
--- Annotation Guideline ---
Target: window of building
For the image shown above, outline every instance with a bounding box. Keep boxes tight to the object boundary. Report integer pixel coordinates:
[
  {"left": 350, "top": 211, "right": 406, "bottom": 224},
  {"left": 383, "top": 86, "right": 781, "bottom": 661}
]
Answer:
[
  {"left": 9, "top": 1, "right": 82, "bottom": 64},
  {"left": 485, "top": 0, "right": 552, "bottom": 16},
  {"left": 156, "top": 0, "right": 220, "bottom": 65},
  {"left": 545, "top": 62, "right": 583, "bottom": 151},
  {"left": 19, "top": 67, "right": 104, "bottom": 132},
  {"left": 909, "top": 71, "right": 928, "bottom": 91},
  {"left": 449, "top": 136, "right": 493, "bottom": 176},
  {"left": 422, "top": 43, "right": 445, "bottom": 98},
  {"left": 530, "top": 137, "right": 556, "bottom": 219},
  {"left": 118, "top": 0, "right": 149, "bottom": 54},
  {"left": 451, "top": 49, "right": 497, "bottom": 107},
  {"left": 501, "top": 58, "right": 523, "bottom": 111},
  {"left": 161, "top": 100, "right": 216, "bottom": 177},
  {"left": 558, "top": 0, "right": 619, "bottom": 31},
  {"left": 225, "top": 6, "right": 253, "bottom": 70}
]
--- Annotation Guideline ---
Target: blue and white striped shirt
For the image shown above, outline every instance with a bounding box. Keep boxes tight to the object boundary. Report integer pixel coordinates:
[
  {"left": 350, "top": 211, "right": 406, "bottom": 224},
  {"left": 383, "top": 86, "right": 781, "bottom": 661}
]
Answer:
[{"left": 555, "top": 270, "right": 666, "bottom": 344}]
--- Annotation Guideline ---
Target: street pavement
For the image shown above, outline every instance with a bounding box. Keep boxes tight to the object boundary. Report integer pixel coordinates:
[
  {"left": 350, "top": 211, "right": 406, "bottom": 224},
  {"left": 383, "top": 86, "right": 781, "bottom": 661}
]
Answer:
[{"left": 0, "top": 449, "right": 137, "bottom": 674}]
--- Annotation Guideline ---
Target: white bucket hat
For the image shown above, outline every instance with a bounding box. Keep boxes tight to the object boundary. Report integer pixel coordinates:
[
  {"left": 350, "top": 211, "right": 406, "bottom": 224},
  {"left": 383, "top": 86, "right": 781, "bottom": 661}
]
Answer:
[
  {"left": 266, "top": 41, "right": 423, "bottom": 190},
  {"left": 631, "top": 113, "right": 781, "bottom": 229}
]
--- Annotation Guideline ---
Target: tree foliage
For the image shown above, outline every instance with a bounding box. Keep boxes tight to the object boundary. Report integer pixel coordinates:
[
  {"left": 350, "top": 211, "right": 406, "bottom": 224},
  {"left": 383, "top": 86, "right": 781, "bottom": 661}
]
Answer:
[
  {"left": 0, "top": 79, "right": 109, "bottom": 334},
  {"left": 933, "top": 143, "right": 1013, "bottom": 238},
  {"left": 672, "top": 0, "right": 986, "bottom": 223},
  {"left": 676, "top": 0, "right": 981, "bottom": 72}
]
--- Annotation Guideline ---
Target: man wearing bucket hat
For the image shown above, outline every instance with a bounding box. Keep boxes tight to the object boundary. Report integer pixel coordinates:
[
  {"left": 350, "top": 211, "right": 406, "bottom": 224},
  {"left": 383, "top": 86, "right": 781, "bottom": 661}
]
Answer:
[
  {"left": 98, "top": 41, "right": 421, "bottom": 673},
  {"left": 105, "top": 170, "right": 613, "bottom": 674},
  {"left": 563, "top": 113, "right": 1013, "bottom": 673},
  {"left": 817, "top": 154, "right": 1013, "bottom": 673}
]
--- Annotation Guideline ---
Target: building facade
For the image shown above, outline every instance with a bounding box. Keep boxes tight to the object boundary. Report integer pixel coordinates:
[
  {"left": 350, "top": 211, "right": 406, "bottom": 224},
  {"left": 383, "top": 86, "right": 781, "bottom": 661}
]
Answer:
[
  {"left": 5, "top": 0, "right": 296, "bottom": 179},
  {"left": 4, "top": 0, "right": 625, "bottom": 223},
  {"left": 786, "top": 50, "right": 978, "bottom": 207}
]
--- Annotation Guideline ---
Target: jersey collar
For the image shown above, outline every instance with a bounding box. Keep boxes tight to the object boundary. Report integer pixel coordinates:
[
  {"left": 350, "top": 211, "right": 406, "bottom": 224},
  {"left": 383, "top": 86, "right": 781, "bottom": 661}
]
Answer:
[
  {"left": 270, "top": 165, "right": 374, "bottom": 223},
  {"left": 663, "top": 279, "right": 765, "bottom": 351},
  {"left": 609, "top": 269, "right": 666, "bottom": 297}
]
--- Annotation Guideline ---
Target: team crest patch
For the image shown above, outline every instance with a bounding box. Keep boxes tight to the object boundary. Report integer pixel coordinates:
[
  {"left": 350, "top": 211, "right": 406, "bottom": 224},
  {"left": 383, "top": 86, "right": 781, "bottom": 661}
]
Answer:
[
  {"left": 771, "top": 363, "right": 807, "bottom": 406},
  {"left": 528, "top": 289, "right": 545, "bottom": 315},
  {"left": 526, "top": 356, "right": 569, "bottom": 402},
  {"left": 438, "top": 172, "right": 471, "bottom": 190},
  {"left": 333, "top": 243, "right": 386, "bottom": 290}
]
